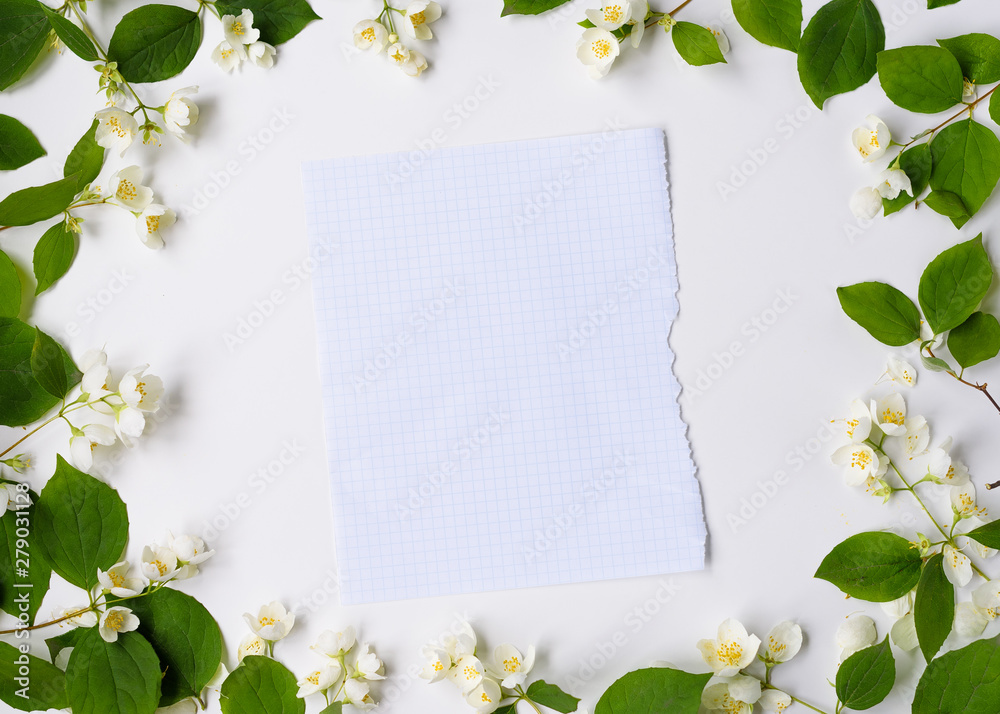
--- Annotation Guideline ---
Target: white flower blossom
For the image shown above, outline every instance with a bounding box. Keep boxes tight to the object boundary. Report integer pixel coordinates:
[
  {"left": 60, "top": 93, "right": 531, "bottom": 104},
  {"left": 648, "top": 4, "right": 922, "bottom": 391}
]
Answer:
[
  {"left": 402, "top": 1, "right": 442, "bottom": 40},
  {"left": 419, "top": 645, "right": 452, "bottom": 682},
  {"left": 954, "top": 601, "right": 989, "bottom": 638},
  {"left": 701, "top": 674, "right": 762, "bottom": 713},
  {"left": 119, "top": 365, "right": 163, "bottom": 413},
  {"left": 875, "top": 168, "right": 912, "bottom": 200},
  {"left": 832, "top": 442, "right": 887, "bottom": 486},
  {"left": 464, "top": 677, "right": 502, "bottom": 713},
  {"left": 212, "top": 42, "right": 241, "bottom": 72},
  {"left": 627, "top": 0, "right": 648, "bottom": 47},
  {"left": 870, "top": 393, "right": 907, "bottom": 436},
  {"left": 585, "top": 2, "right": 632, "bottom": 30},
  {"left": 0, "top": 484, "right": 22, "bottom": 515},
  {"left": 54, "top": 606, "right": 97, "bottom": 629},
  {"left": 95, "top": 107, "right": 138, "bottom": 157},
  {"left": 167, "top": 532, "right": 214, "bottom": 566},
  {"left": 69, "top": 423, "right": 116, "bottom": 472},
  {"left": 222, "top": 10, "right": 259, "bottom": 59},
  {"left": 107, "top": 166, "right": 153, "bottom": 211},
  {"left": 901, "top": 415, "right": 930, "bottom": 457},
  {"left": 762, "top": 621, "right": 802, "bottom": 664},
  {"left": 697, "top": 619, "right": 761, "bottom": 677},
  {"left": 313, "top": 626, "right": 357, "bottom": 656},
  {"left": 487, "top": 643, "right": 535, "bottom": 688},
  {"left": 852, "top": 115, "right": 891, "bottom": 162},
  {"left": 850, "top": 186, "right": 883, "bottom": 219},
  {"left": 296, "top": 661, "right": 342, "bottom": 698},
  {"left": 886, "top": 356, "right": 916, "bottom": 388},
  {"left": 163, "top": 86, "right": 199, "bottom": 141},
  {"left": 707, "top": 24, "right": 730, "bottom": 54},
  {"left": 836, "top": 615, "right": 876, "bottom": 661},
  {"left": 952, "top": 483, "right": 988, "bottom": 521},
  {"left": 247, "top": 41, "right": 276, "bottom": 68},
  {"left": 80, "top": 350, "right": 113, "bottom": 404},
  {"left": 577, "top": 28, "right": 620, "bottom": 79},
  {"left": 98, "top": 606, "right": 139, "bottom": 643},
  {"left": 839, "top": 399, "right": 872, "bottom": 444},
  {"left": 238, "top": 633, "right": 267, "bottom": 661},
  {"left": 354, "top": 20, "right": 389, "bottom": 51},
  {"left": 926, "top": 437, "right": 970, "bottom": 486},
  {"left": 97, "top": 560, "right": 144, "bottom": 598},
  {"left": 880, "top": 591, "right": 914, "bottom": 619},
  {"left": 141, "top": 544, "right": 180, "bottom": 582},
  {"left": 943, "top": 544, "right": 973, "bottom": 587},
  {"left": 759, "top": 688, "right": 792, "bottom": 712},
  {"left": 345, "top": 678, "right": 377, "bottom": 711},
  {"left": 963, "top": 78, "right": 976, "bottom": 101},
  {"left": 136, "top": 204, "right": 175, "bottom": 250},
  {"left": 448, "top": 654, "right": 485, "bottom": 694},
  {"left": 890, "top": 613, "right": 918, "bottom": 651},
  {"left": 243, "top": 601, "right": 295, "bottom": 641},
  {"left": 355, "top": 642, "right": 385, "bottom": 680}
]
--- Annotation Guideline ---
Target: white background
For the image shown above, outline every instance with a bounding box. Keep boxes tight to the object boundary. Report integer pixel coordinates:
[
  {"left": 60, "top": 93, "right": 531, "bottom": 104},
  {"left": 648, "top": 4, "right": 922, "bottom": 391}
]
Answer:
[{"left": 2, "top": 0, "right": 999, "bottom": 711}]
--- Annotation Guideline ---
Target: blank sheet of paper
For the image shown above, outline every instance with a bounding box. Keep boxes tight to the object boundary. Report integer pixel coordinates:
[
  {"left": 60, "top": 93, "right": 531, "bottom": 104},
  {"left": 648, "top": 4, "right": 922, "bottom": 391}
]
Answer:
[{"left": 302, "top": 128, "right": 706, "bottom": 604}]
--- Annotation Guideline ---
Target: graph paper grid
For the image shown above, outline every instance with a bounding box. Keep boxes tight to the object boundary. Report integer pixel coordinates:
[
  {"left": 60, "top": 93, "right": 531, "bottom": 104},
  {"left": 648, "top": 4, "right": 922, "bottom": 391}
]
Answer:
[{"left": 302, "top": 128, "right": 706, "bottom": 604}]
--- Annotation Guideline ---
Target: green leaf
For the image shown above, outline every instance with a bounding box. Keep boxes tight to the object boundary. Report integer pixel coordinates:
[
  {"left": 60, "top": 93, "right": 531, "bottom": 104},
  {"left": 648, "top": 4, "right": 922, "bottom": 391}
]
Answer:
[
  {"left": 921, "top": 352, "right": 953, "bottom": 372},
  {"left": 220, "top": 656, "right": 305, "bottom": 714},
  {"left": 0, "top": 0, "right": 50, "bottom": 91},
  {"left": 31, "top": 329, "right": 69, "bottom": 398},
  {"left": 107, "top": 4, "right": 201, "bottom": 83},
  {"left": 0, "top": 489, "right": 51, "bottom": 625},
  {"left": 40, "top": 6, "right": 98, "bottom": 61},
  {"left": 967, "top": 519, "right": 1000, "bottom": 549},
  {"left": 928, "top": 0, "right": 962, "bottom": 6},
  {"left": 500, "top": 0, "right": 572, "bottom": 16},
  {"left": 918, "top": 234, "right": 992, "bottom": 334},
  {"left": 835, "top": 638, "right": 895, "bottom": 710},
  {"left": 797, "top": 0, "right": 884, "bottom": 109},
  {"left": 66, "top": 628, "right": 162, "bottom": 714},
  {"left": 595, "top": 667, "right": 712, "bottom": 714},
  {"left": 991, "top": 91, "right": 1000, "bottom": 126},
  {"left": 0, "top": 318, "right": 78, "bottom": 426},
  {"left": 929, "top": 119, "right": 1000, "bottom": 216},
  {"left": 33, "top": 222, "right": 76, "bottom": 295},
  {"left": 876, "top": 46, "right": 964, "bottom": 113},
  {"left": 672, "top": 21, "right": 727, "bottom": 66},
  {"left": 938, "top": 33, "right": 1000, "bottom": 84},
  {"left": 0, "top": 114, "right": 45, "bottom": 170},
  {"left": 913, "top": 553, "right": 954, "bottom": 662},
  {"left": 319, "top": 704, "right": 343, "bottom": 714},
  {"left": 731, "top": 0, "right": 801, "bottom": 52},
  {"left": 215, "top": 0, "right": 321, "bottom": 44},
  {"left": 35, "top": 456, "right": 129, "bottom": 591},
  {"left": 924, "top": 190, "right": 971, "bottom": 228},
  {"left": 128, "top": 588, "right": 223, "bottom": 707},
  {"left": 949, "top": 313, "right": 1000, "bottom": 368},
  {"left": 527, "top": 680, "right": 580, "bottom": 712},
  {"left": 64, "top": 119, "right": 104, "bottom": 192},
  {"left": 837, "top": 282, "right": 922, "bottom": 346},
  {"left": 0, "top": 640, "right": 68, "bottom": 711},
  {"left": 913, "top": 638, "right": 1000, "bottom": 713},
  {"left": 0, "top": 249, "right": 20, "bottom": 318},
  {"left": 0, "top": 173, "right": 80, "bottom": 227},
  {"left": 814, "top": 532, "right": 922, "bottom": 602},
  {"left": 883, "top": 143, "right": 932, "bottom": 215}
]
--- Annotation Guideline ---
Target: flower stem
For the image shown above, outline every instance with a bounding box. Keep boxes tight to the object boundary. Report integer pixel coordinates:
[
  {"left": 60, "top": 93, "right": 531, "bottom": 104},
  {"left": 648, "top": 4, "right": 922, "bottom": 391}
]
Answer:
[
  {"left": 926, "top": 347, "right": 1000, "bottom": 418},
  {"left": 868, "top": 440, "right": 989, "bottom": 580},
  {"left": 762, "top": 684, "right": 832, "bottom": 714},
  {"left": 0, "top": 414, "right": 62, "bottom": 459},
  {"left": 67, "top": 1, "right": 153, "bottom": 122},
  {"left": 901, "top": 85, "right": 998, "bottom": 150},
  {"left": 0, "top": 604, "right": 94, "bottom": 635},
  {"left": 667, "top": 0, "right": 695, "bottom": 14}
]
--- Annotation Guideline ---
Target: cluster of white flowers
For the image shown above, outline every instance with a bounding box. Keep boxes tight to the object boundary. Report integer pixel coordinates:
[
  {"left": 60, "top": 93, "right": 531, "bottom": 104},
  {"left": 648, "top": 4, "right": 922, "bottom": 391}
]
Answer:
[
  {"left": 94, "top": 87, "right": 200, "bottom": 151},
  {"left": 81, "top": 164, "right": 175, "bottom": 249},
  {"left": 53, "top": 532, "right": 213, "bottom": 646},
  {"left": 696, "top": 618, "right": 801, "bottom": 712},
  {"left": 849, "top": 115, "right": 913, "bottom": 219},
  {"left": 291, "top": 626, "right": 385, "bottom": 710},
  {"left": 420, "top": 621, "right": 537, "bottom": 713},
  {"left": 576, "top": 2, "right": 728, "bottom": 78},
  {"left": 66, "top": 350, "right": 164, "bottom": 471},
  {"left": 240, "top": 601, "right": 296, "bottom": 658},
  {"left": 352, "top": 1, "right": 441, "bottom": 77},
  {"left": 212, "top": 9, "right": 276, "bottom": 72}
]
